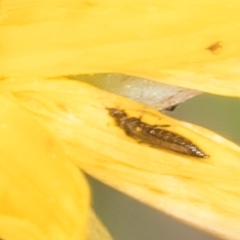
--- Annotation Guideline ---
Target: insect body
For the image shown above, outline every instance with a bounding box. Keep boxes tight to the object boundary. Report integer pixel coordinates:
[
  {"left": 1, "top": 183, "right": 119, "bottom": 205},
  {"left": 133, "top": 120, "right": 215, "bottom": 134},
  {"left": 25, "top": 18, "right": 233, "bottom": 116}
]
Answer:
[{"left": 108, "top": 108, "right": 209, "bottom": 158}]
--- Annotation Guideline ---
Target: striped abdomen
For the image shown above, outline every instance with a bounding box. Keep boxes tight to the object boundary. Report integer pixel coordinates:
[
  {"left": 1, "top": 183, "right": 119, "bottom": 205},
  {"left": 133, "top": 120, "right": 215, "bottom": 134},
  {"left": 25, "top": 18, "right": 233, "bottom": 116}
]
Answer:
[{"left": 108, "top": 108, "right": 209, "bottom": 158}]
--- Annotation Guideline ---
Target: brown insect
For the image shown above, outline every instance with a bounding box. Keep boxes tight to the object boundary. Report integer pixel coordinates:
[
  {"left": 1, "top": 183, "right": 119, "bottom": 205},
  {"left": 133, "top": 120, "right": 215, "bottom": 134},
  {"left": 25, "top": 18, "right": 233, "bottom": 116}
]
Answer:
[
  {"left": 108, "top": 108, "right": 209, "bottom": 158},
  {"left": 206, "top": 41, "right": 223, "bottom": 55}
]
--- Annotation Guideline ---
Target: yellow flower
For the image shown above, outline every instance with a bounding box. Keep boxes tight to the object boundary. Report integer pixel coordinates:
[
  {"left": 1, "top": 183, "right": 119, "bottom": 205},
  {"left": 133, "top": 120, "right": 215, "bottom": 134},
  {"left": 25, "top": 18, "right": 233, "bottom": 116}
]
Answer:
[
  {"left": 2, "top": 1, "right": 240, "bottom": 240},
  {"left": 0, "top": 91, "right": 113, "bottom": 240},
  {"left": 0, "top": 94, "right": 89, "bottom": 240}
]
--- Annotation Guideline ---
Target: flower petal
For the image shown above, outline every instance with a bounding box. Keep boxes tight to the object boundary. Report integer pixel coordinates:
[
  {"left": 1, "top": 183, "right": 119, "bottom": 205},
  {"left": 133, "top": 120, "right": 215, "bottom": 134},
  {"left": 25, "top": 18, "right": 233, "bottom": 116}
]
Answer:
[
  {"left": 0, "top": 94, "right": 90, "bottom": 240},
  {"left": 1, "top": 1, "right": 240, "bottom": 95},
  {"left": 2, "top": 78, "right": 240, "bottom": 240},
  {"left": 88, "top": 210, "right": 113, "bottom": 240}
]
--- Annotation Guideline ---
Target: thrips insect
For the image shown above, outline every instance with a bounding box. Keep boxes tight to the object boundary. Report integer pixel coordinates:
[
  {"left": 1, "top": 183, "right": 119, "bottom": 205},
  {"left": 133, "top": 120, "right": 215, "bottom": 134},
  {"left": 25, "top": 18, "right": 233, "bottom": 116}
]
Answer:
[{"left": 108, "top": 108, "right": 209, "bottom": 158}]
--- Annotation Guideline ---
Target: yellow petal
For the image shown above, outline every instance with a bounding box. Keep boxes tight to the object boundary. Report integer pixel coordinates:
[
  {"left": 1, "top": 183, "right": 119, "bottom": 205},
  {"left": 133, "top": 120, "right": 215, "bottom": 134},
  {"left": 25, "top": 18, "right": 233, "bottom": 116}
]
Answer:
[
  {"left": 1, "top": 1, "right": 240, "bottom": 96},
  {"left": 2, "top": 78, "right": 240, "bottom": 240},
  {"left": 88, "top": 210, "right": 113, "bottom": 240},
  {"left": 0, "top": 94, "right": 90, "bottom": 240}
]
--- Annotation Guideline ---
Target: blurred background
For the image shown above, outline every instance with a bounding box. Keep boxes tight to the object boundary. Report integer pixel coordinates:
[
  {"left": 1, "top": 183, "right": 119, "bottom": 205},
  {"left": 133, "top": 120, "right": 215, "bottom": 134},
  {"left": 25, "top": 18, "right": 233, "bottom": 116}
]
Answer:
[{"left": 72, "top": 74, "right": 240, "bottom": 240}]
